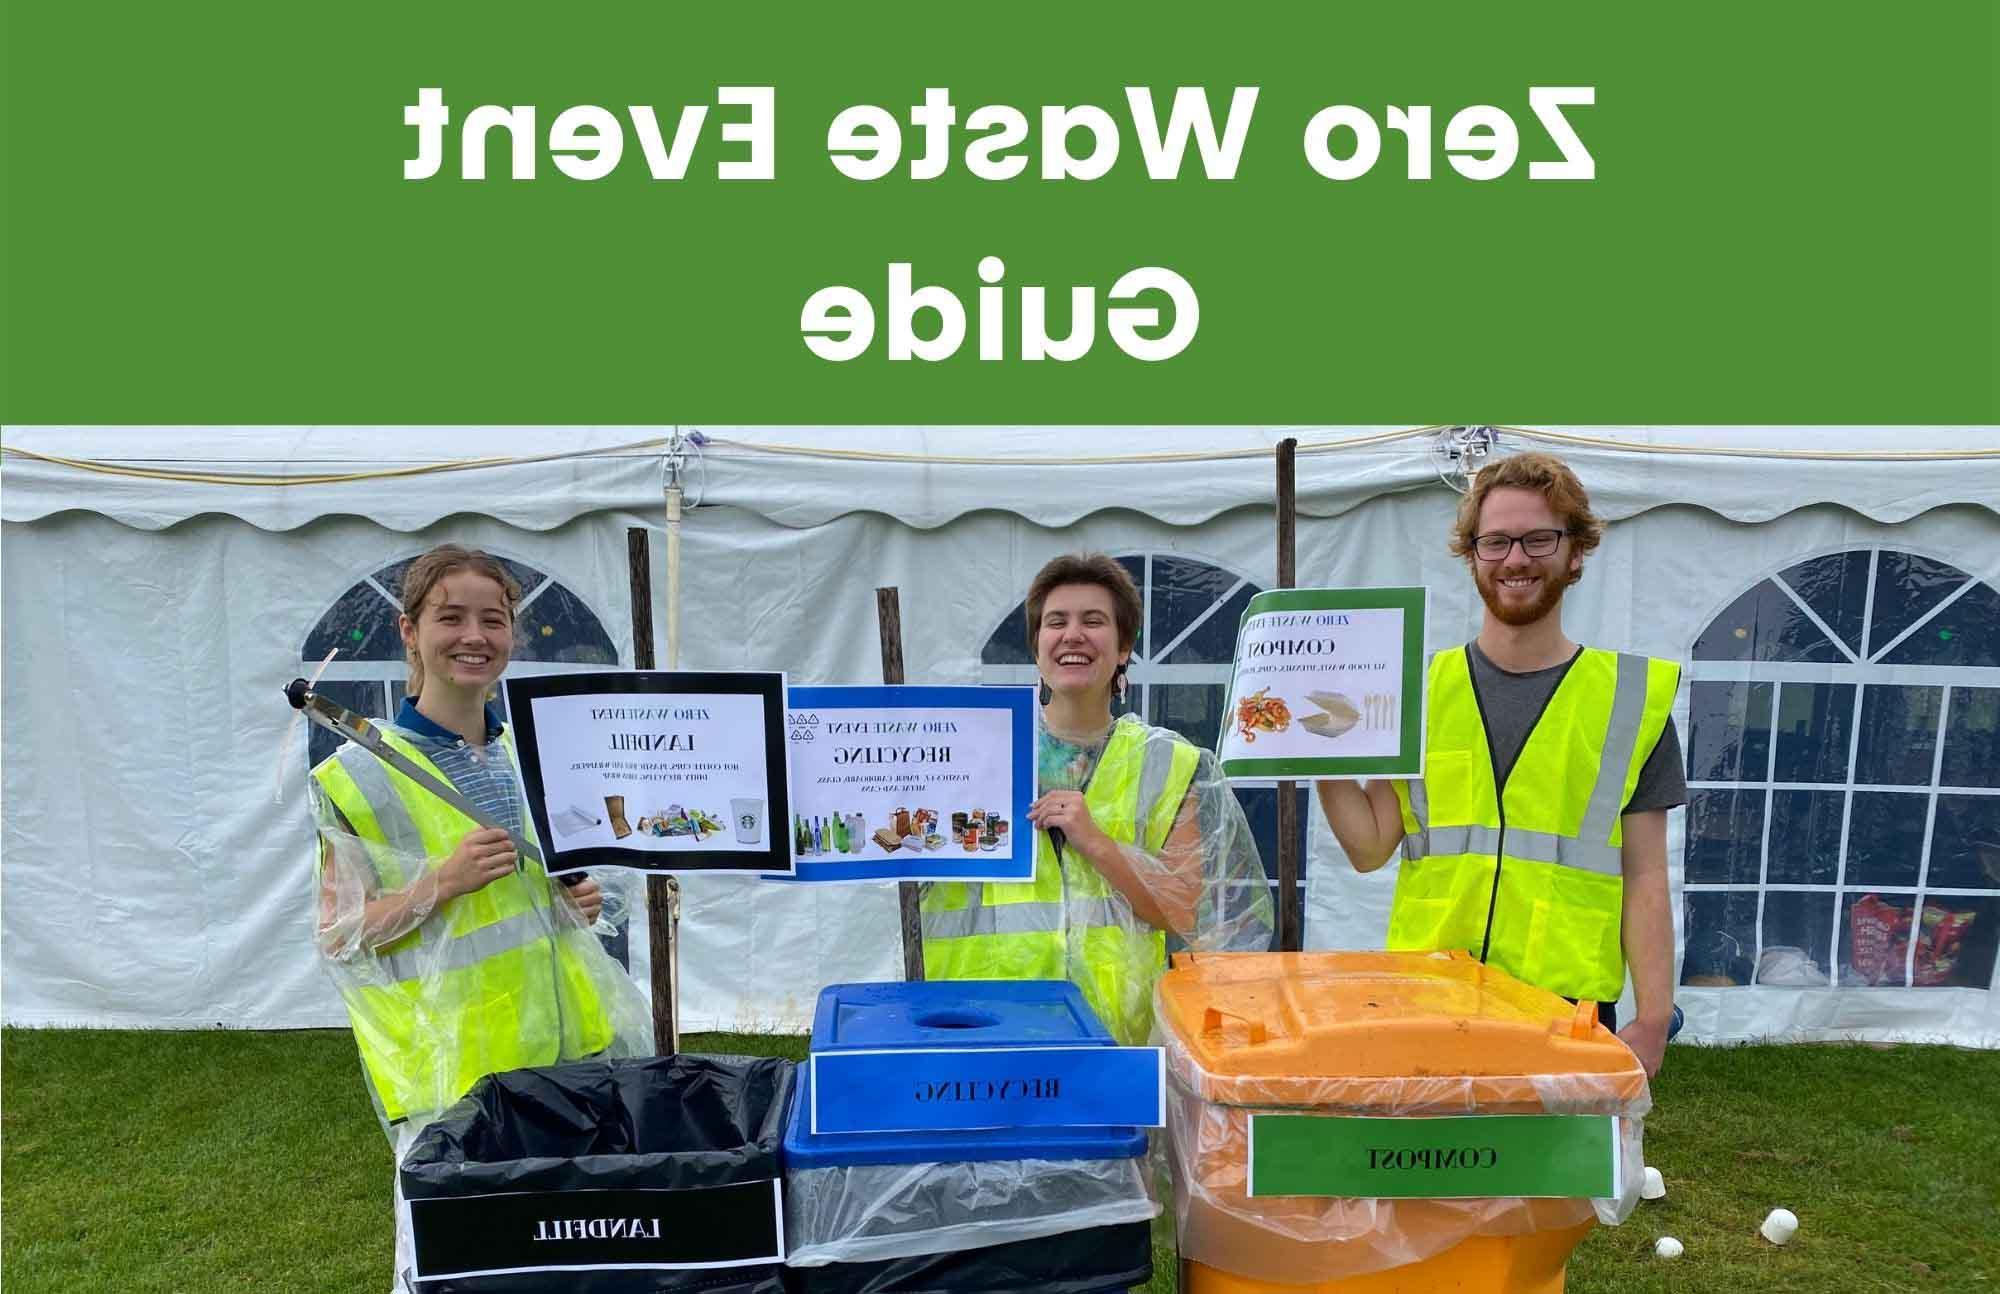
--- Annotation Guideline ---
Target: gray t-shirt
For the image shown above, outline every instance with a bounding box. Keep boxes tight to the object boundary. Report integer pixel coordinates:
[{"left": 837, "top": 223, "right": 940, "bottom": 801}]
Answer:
[{"left": 1465, "top": 641, "right": 1687, "bottom": 815}]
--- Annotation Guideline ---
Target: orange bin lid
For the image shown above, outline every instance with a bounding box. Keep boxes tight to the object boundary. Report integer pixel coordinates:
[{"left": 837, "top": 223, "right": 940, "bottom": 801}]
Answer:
[{"left": 1157, "top": 950, "right": 1647, "bottom": 1112}]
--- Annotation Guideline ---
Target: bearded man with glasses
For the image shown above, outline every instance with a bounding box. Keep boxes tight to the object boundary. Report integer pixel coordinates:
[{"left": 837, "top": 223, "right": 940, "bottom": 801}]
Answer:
[{"left": 1317, "top": 452, "right": 1686, "bottom": 1076}]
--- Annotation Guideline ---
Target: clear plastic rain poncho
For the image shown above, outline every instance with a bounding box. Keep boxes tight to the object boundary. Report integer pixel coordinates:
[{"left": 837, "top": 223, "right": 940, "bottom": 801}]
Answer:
[
  {"left": 922, "top": 713, "right": 1275, "bottom": 1047},
  {"left": 310, "top": 786, "right": 654, "bottom": 1145}
]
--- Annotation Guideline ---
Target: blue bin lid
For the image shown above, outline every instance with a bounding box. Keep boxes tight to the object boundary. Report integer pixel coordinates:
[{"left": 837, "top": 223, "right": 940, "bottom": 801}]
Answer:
[
  {"left": 809, "top": 979, "right": 1117, "bottom": 1052},
  {"left": 781, "top": 1053, "right": 1148, "bottom": 1169}
]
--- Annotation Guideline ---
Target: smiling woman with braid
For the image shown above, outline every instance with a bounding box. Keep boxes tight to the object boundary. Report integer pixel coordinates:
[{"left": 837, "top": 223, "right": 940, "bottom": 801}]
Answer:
[{"left": 306, "top": 544, "right": 649, "bottom": 1139}]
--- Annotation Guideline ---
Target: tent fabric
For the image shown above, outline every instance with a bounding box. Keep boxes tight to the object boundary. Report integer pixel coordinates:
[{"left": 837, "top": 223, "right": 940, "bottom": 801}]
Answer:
[
  {"left": 4, "top": 427, "right": 1995, "bottom": 534},
  {"left": 3, "top": 426, "right": 1997, "bottom": 1047}
]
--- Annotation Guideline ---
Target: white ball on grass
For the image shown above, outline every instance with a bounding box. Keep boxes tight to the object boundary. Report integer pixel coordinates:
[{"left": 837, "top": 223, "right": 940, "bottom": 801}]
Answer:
[
  {"left": 1655, "top": 1236, "right": 1684, "bottom": 1259},
  {"left": 1759, "top": 1207, "right": 1799, "bottom": 1245}
]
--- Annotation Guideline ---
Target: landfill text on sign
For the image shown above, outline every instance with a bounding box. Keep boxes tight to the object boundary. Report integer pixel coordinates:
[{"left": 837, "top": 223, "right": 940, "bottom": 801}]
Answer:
[{"left": 534, "top": 1217, "right": 664, "bottom": 1242}]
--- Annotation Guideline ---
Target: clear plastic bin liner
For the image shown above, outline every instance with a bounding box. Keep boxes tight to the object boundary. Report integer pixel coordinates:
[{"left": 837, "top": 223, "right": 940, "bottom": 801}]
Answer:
[
  {"left": 787, "top": 1220, "right": 1154, "bottom": 1294},
  {"left": 783, "top": 1154, "right": 1159, "bottom": 1267},
  {"left": 1159, "top": 1025, "right": 1648, "bottom": 1284}
]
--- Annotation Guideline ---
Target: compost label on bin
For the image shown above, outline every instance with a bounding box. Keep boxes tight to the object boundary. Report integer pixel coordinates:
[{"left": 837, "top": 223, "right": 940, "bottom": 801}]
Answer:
[
  {"left": 1247, "top": 1113, "right": 1619, "bottom": 1198},
  {"left": 810, "top": 1045, "right": 1165, "bottom": 1133},
  {"left": 405, "top": 1179, "right": 786, "bottom": 1279}
]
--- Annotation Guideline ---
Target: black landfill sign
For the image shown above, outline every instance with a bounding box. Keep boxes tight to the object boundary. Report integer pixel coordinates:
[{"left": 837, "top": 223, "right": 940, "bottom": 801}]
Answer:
[{"left": 409, "top": 1179, "right": 780, "bottom": 1278}]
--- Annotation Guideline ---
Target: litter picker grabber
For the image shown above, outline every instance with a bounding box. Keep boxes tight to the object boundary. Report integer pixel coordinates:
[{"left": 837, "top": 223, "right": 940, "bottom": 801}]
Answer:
[{"left": 285, "top": 677, "right": 551, "bottom": 872}]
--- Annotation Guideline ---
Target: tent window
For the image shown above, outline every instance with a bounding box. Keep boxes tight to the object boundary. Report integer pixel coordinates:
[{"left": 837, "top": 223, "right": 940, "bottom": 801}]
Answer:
[
  {"left": 1682, "top": 548, "right": 2000, "bottom": 994},
  {"left": 982, "top": 551, "right": 1292, "bottom": 946}
]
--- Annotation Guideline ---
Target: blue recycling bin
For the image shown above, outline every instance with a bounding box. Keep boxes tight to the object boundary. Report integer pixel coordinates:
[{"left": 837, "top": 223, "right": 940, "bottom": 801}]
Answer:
[{"left": 780, "top": 980, "right": 1158, "bottom": 1291}]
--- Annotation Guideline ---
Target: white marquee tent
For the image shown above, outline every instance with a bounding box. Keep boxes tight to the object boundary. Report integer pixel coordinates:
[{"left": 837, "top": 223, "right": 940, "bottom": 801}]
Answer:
[{"left": 4, "top": 426, "right": 1997, "bottom": 1047}]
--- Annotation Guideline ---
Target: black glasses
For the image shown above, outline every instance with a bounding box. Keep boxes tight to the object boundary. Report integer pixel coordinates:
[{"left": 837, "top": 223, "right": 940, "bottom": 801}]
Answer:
[{"left": 1472, "top": 529, "right": 1566, "bottom": 562}]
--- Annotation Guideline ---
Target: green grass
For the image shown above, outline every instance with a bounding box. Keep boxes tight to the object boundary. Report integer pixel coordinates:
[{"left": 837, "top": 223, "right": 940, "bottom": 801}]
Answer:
[{"left": 5, "top": 1030, "right": 1996, "bottom": 1292}]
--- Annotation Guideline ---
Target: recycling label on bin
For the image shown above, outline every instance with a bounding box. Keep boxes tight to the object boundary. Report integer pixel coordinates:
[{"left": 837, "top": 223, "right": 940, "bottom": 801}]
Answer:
[
  {"left": 1247, "top": 1114, "right": 1620, "bottom": 1198},
  {"left": 810, "top": 1045, "right": 1166, "bottom": 1133},
  {"left": 405, "top": 1178, "right": 785, "bottom": 1281}
]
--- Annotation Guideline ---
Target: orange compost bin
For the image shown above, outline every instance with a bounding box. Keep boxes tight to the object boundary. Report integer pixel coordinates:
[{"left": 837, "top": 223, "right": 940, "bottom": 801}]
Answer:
[{"left": 1156, "top": 950, "right": 1649, "bottom": 1294}]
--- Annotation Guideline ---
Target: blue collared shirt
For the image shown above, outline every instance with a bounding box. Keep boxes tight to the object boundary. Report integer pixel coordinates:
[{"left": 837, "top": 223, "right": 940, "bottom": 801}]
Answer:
[{"left": 388, "top": 698, "right": 524, "bottom": 840}]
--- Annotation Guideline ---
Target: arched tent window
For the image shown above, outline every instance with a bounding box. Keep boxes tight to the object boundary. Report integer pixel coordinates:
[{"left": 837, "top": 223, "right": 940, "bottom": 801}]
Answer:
[
  {"left": 301, "top": 553, "right": 619, "bottom": 769},
  {"left": 1681, "top": 549, "right": 2000, "bottom": 994},
  {"left": 981, "top": 552, "right": 1297, "bottom": 943}
]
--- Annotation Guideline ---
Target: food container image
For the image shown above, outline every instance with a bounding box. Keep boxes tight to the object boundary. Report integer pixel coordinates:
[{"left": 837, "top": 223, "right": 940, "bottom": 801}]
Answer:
[{"left": 1157, "top": 951, "right": 1649, "bottom": 1294}]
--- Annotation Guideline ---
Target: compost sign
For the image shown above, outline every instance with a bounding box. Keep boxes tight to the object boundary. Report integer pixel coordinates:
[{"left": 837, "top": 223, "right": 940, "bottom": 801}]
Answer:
[
  {"left": 507, "top": 671, "right": 792, "bottom": 874},
  {"left": 1217, "top": 587, "right": 1427, "bottom": 781},
  {"left": 780, "top": 684, "right": 1035, "bottom": 882},
  {"left": 1248, "top": 1113, "right": 1619, "bottom": 1198}
]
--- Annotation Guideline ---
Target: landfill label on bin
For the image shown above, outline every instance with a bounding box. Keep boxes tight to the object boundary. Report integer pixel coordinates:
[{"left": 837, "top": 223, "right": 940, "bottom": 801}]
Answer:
[
  {"left": 810, "top": 1045, "right": 1165, "bottom": 1134},
  {"left": 1247, "top": 1113, "right": 1619, "bottom": 1199},
  {"left": 404, "top": 1178, "right": 786, "bottom": 1280}
]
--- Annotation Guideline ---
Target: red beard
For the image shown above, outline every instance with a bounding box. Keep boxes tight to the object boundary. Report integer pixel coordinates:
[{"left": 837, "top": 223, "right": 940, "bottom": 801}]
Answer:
[{"left": 1475, "top": 563, "right": 1569, "bottom": 627}]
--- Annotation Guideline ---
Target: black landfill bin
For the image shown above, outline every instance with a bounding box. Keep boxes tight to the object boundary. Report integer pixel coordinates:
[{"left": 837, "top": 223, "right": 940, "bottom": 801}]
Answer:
[{"left": 398, "top": 1054, "right": 795, "bottom": 1294}]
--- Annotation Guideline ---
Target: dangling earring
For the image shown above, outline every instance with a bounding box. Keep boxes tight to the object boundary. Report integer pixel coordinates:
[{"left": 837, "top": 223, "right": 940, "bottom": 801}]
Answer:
[
  {"left": 1113, "top": 662, "right": 1129, "bottom": 709},
  {"left": 1038, "top": 679, "right": 1052, "bottom": 706}
]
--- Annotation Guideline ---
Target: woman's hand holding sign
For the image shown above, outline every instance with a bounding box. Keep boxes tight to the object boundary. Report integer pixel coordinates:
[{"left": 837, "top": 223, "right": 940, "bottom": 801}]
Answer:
[{"left": 1028, "top": 789, "right": 1108, "bottom": 860}]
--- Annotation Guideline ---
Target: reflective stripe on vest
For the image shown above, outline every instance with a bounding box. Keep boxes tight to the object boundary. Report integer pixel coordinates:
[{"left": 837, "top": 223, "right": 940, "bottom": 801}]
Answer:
[
  {"left": 375, "top": 906, "right": 556, "bottom": 983},
  {"left": 918, "top": 890, "right": 1131, "bottom": 939},
  {"left": 1388, "top": 647, "right": 1678, "bottom": 1001},
  {"left": 1410, "top": 824, "right": 1622, "bottom": 878}
]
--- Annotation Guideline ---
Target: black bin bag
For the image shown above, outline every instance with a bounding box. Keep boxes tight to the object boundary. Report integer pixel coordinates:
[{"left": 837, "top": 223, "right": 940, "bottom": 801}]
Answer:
[{"left": 398, "top": 1054, "right": 795, "bottom": 1294}]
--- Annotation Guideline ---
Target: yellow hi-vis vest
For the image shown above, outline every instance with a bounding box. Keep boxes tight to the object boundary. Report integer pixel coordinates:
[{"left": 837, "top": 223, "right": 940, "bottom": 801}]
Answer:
[
  {"left": 920, "top": 716, "right": 1201, "bottom": 1044},
  {"left": 311, "top": 726, "right": 613, "bottom": 1120},
  {"left": 1389, "top": 646, "right": 1679, "bottom": 1003}
]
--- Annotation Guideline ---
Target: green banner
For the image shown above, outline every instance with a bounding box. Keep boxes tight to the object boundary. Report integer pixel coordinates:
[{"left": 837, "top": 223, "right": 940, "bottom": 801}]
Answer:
[
  {"left": 4, "top": 4, "right": 1992, "bottom": 423},
  {"left": 1249, "top": 1113, "right": 1618, "bottom": 1199}
]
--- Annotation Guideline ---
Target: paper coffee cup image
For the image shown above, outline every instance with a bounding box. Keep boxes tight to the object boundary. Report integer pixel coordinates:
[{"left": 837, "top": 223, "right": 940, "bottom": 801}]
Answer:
[{"left": 731, "top": 797, "right": 764, "bottom": 844}]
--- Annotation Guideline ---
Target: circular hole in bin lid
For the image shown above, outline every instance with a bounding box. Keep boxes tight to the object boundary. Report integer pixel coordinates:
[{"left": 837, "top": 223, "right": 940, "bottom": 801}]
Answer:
[{"left": 913, "top": 1007, "right": 1001, "bottom": 1029}]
